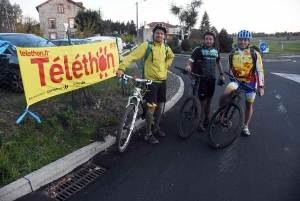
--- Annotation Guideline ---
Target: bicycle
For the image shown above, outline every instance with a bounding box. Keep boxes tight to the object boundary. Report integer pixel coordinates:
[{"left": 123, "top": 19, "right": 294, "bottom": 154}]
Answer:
[
  {"left": 207, "top": 72, "right": 260, "bottom": 149},
  {"left": 174, "top": 66, "right": 215, "bottom": 138},
  {"left": 116, "top": 74, "right": 153, "bottom": 152}
]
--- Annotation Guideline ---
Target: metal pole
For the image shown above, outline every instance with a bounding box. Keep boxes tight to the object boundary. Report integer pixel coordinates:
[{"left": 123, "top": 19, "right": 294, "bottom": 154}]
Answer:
[{"left": 136, "top": 2, "right": 138, "bottom": 44}]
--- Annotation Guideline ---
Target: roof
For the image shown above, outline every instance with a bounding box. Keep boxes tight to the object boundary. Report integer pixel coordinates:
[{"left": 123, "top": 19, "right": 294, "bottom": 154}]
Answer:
[
  {"left": 147, "top": 22, "right": 177, "bottom": 28},
  {"left": 36, "top": 0, "right": 85, "bottom": 11}
]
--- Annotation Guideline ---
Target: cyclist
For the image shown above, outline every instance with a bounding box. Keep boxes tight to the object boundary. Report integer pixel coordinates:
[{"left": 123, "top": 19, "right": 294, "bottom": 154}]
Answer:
[
  {"left": 185, "top": 29, "right": 225, "bottom": 131},
  {"left": 218, "top": 30, "right": 265, "bottom": 136},
  {"left": 116, "top": 23, "right": 174, "bottom": 144}
]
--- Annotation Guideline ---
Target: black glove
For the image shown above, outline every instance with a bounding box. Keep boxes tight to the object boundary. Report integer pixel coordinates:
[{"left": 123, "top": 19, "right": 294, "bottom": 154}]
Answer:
[{"left": 217, "top": 79, "right": 225, "bottom": 86}]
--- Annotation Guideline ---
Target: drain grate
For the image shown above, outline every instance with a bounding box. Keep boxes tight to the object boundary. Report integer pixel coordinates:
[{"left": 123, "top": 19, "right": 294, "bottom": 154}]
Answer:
[{"left": 53, "top": 163, "right": 106, "bottom": 201}]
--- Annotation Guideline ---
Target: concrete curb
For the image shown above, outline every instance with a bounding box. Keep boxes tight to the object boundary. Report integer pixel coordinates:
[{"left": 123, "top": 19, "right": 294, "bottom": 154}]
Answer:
[{"left": 0, "top": 72, "right": 184, "bottom": 201}]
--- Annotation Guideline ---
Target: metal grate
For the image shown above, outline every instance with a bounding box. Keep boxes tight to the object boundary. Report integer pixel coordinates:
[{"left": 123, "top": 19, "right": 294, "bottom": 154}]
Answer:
[{"left": 53, "top": 163, "right": 106, "bottom": 201}]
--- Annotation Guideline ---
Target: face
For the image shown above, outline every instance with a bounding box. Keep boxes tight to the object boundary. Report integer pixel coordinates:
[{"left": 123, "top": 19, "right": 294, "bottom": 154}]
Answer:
[
  {"left": 153, "top": 29, "right": 165, "bottom": 43},
  {"left": 237, "top": 38, "right": 250, "bottom": 50},
  {"left": 204, "top": 34, "right": 214, "bottom": 48}
]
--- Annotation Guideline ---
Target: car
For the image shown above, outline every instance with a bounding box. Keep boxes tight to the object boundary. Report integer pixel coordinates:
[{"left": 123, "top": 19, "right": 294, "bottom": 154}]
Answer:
[
  {"left": 85, "top": 36, "right": 123, "bottom": 54},
  {"left": 126, "top": 42, "right": 137, "bottom": 49},
  {"left": 51, "top": 38, "right": 91, "bottom": 46},
  {"left": 0, "top": 33, "right": 56, "bottom": 93}
]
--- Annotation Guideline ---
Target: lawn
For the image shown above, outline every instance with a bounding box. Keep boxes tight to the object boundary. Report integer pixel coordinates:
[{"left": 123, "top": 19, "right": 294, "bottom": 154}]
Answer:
[{"left": 249, "top": 36, "right": 300, "bottom": 54}]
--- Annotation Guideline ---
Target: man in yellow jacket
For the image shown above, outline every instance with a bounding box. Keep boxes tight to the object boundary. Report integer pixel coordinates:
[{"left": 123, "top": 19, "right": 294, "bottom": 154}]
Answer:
[{"left": 116, "top": 23, "right": 174, "bottom": 144}]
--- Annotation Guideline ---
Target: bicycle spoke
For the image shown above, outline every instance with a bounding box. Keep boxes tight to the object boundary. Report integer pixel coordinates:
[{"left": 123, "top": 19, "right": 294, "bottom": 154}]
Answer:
[
  {"left": 208, "top": 101, "right": 244, "bottom": 148},
  {"left": 178, "top": 96, "right": 200, "bottom": 138}
]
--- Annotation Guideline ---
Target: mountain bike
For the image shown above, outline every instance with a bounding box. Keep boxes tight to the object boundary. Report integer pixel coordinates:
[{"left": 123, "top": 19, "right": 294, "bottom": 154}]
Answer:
[
  {"left": 116, "top": 74, "right": 153, "bottom": 152},
  {"left": 174, "top": 66, "right": 215, "bottom": 138},
  {"left": 207, "top": 72, "right": 260, "bottom": 149}
]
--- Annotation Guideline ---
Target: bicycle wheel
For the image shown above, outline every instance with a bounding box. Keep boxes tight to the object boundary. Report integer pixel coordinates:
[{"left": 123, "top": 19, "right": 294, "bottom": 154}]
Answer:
[
  {"left": 178, "top": 95, "right": 201, "bottom": 138},
  {"left": 116, "top": 104, "right": 136, "bottom": 152},
  {"left": 207, "top": 101, "right": 245, "bottom": 149}
]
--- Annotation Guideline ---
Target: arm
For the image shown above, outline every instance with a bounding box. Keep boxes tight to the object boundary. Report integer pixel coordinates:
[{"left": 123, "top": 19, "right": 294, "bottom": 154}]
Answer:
[
  {"left": 185, "top": 47, "right": 199, "bottom": 71},
  {"left": 255, "top": 52, "right": 265, "bottom": 96},
  {"left": 165, "top": 46, "right": 174, "bottom": 69},
  {"left": 116, "top": 43, "right": 148, "bottom": 77}
]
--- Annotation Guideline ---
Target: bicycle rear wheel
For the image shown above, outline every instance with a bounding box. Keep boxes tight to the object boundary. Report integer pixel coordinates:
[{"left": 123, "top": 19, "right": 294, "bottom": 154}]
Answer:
[
  {"left": 116, "top": 104, "right": 136, "bottom": 152},
  {"left": 207, "top": 101, "right": 244, "bottom": 149},
  {"left": 178, "top": 95, "right": 201, "bottom": 138}
]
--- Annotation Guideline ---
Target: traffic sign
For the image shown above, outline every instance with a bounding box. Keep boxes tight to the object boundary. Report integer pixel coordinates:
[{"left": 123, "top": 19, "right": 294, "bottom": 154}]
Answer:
[{"left": 259, "top": 42, "right": 267, "bottom": 51}]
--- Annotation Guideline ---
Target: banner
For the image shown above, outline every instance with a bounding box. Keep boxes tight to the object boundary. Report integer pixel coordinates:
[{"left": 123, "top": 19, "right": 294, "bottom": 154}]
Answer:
[{"left": 16, "top": 40, "right": 119, "bottom": 106}]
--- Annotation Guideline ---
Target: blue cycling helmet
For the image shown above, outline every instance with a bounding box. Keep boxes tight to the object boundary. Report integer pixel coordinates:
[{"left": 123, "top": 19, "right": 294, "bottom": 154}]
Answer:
[{"left": 237, "top": 30, "right": 252, "bottom": 39}]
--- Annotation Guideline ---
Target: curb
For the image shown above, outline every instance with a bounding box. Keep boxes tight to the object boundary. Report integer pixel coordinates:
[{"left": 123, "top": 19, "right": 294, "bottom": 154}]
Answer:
[{"left": 0, "top": 72, "right": 184, "bottom": 201}]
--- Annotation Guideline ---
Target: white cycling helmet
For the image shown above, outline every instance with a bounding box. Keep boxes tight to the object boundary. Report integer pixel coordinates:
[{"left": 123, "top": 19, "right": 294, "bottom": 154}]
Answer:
[{"left": 152, "top": 23, "right": 167, "bottom": 34}]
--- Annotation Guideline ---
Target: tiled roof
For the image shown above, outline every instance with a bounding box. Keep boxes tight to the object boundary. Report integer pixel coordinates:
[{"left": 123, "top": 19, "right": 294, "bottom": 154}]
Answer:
[
  {"left": 147, "top": 22, "right": 177, "bottom": 28},
  {"left": 36, "top": 0, "right": 85, "bottom": 11}
]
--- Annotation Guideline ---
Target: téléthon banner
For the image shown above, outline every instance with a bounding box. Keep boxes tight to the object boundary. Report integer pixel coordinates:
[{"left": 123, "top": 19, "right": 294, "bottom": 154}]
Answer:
[{"left": 16, "top": 40, "right": 119, "bottom": 106}]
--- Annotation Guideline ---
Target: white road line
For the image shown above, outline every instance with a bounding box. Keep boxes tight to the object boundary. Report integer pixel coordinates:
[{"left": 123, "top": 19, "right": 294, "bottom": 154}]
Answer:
[{"left": 271, "top": 73, "right": 300, "bottom": 83}]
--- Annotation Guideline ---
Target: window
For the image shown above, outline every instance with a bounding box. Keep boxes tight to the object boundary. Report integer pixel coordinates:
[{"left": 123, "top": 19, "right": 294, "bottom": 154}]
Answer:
[
  {"left": 69, "top": 19, "right": 75, "bottom": 29},
  {"left": 49, "top": 32, "right": 57, "bottom": 39},
  {"left": 49, "top": 18, "right": 56, "bottom": 29},
  {"left": 58, "top": 4, "right": 64, "bottom": 13}
]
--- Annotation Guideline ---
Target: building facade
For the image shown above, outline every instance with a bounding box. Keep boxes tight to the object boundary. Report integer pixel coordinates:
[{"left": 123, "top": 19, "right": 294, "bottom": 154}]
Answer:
[
  {"left": 36, "top": 0, "right": 84, "bottom": 39},
  {"left": 147, "top": 22, "right": 180, "bottom": 40}
]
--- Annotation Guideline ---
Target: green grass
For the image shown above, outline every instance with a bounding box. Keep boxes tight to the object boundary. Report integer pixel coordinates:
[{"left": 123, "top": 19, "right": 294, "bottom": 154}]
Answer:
[
  {"left": 249, "top": 36, "right": 300, "bottom": 54},
  {"left": 0, "top": 67, "right": 141, "bottom": 187}
]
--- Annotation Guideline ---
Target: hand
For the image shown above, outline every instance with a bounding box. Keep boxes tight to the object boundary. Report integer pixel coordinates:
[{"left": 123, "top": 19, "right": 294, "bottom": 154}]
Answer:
[
  {"left": 220, "top": 75, "right": 225, "bottom": 81},
  {"left": 185, "top": 66, "right": 191, "bottom": 72},
  {"left": 258, "top": 87, "right": 264, "bottom": 97},
  {"left": 116, "top": 70, "right": 124, "bottom": 78},
  {"left": 217, "top": 77, "right": 225, "bottom": 86}
]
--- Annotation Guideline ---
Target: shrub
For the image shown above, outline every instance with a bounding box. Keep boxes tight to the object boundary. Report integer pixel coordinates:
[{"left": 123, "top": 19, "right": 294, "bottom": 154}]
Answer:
[
  {"left": 181, "top": 39, "right": 192, "bottom": 51},
  {"left": 190, "top": 39, "right": 203, "bottom": 49}
]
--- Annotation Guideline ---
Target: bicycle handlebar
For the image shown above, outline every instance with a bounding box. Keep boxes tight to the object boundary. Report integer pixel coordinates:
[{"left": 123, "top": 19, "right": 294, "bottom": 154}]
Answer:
[
  {"left": 123, "top": 74, "right": 153, "bottom": 85},
  {"left": 174, "top": 66, "right": 216, "bottom": 80},
  {"left": 224, "top": 72, "right": 261, "bottom": 96}
]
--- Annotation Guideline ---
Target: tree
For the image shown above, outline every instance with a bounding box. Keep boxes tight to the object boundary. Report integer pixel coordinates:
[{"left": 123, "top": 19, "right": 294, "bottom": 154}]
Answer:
[
  {"left": 199, "top": 11, "right": 211, "bottom": 34},
  {"left": 170, "top": 0, "right": 203, "bottom": 39},
  {"left": 218, "top": 28, "right": 233, "bottom": 53},
  {"left": 75, "top": 9, "right": 101, "bottom": 38},
  {"left": 129, "top": 20, "right": 137, "bottom": 36},
  {"left": 0, "top": 0, "right": 22, "bottom": 32},
  {"left": 15, "top": 16, "right": 43, "bottom": 36}
]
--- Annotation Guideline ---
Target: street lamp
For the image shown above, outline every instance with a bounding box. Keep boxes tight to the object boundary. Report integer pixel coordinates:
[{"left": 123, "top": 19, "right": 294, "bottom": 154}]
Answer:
[
  {"left": 63, "top": 23, "right": 71, "bottom": 45},
  {"left": 136, "top": 0, "right": 146, "bottom": 44}
]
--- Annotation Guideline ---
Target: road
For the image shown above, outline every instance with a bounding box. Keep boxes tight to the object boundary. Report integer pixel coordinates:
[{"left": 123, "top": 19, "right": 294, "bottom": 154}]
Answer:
[{"left": 17, "top": 56, "right": 300, "bottom": 201}]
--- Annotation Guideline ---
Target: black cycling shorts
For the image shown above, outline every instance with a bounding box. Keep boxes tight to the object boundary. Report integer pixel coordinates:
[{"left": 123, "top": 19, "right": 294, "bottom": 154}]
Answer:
[
  {"left": 197, "top": 79, "right": 216, "bottom": 101},
  {"left": 144, "top": 80, "right": 166, "bottom": 107}
]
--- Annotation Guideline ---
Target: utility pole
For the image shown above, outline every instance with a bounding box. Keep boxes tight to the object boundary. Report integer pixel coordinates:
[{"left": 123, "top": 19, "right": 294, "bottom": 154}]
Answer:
[{"left": 136, "top": 0, "right": 146, "bottom": 44}]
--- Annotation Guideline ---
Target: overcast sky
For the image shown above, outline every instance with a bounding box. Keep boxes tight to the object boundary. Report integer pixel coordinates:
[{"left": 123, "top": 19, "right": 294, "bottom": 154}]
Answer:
[{"left": 10, "top": 0, "right": 300, "bottom": 34}]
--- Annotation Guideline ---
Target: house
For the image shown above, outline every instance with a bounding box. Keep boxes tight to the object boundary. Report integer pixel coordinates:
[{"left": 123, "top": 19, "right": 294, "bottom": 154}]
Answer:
[
  {"left": 36, "top": 0, "right": 85, "bottom": 39},
  {"left": 147, "top": 22, "right": 180, "bottom": 40}
]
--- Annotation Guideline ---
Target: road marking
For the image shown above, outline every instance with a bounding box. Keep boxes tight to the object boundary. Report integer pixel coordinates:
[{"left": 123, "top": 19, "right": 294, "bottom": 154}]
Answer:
[{"left": 271, "top": 73, "right": 300, "bottom": 83}]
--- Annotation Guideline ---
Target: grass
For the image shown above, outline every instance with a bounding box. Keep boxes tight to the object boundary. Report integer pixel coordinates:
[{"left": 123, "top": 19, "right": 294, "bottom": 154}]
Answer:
[
  {"left": 244, "top": 36, "right": 300, "bottom": 54},
  {"left": 0, "top": 67, "right": 140, "bottom": 187}
]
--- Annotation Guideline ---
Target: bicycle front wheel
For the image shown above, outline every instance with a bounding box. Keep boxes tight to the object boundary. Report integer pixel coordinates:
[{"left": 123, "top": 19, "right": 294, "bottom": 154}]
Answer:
[
  {"left": 178, "top": 96, "right": 201, "bottom": 138},
  {"left": 116, "top": 104, "right": 136, "bottom": 152},
  {"left": 207, "top": 101, "right": 245, "bottom": 149}
]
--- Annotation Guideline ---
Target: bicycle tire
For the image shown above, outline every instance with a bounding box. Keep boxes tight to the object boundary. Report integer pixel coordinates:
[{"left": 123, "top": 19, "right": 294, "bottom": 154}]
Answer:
[
  {"left": 178, "top": 95, "right": 201, "bottom": 138},
  {"left": 207, "top": 101, "right": 244, "bottom": 149},
  {"left": 116, "top": 104, "right": 136, "bottom": 152}
]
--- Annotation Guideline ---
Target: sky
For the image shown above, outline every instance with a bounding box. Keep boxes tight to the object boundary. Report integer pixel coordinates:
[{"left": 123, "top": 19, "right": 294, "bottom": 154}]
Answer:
[{"left": 9, "top": 0, "right": 300, "bottom": 34}]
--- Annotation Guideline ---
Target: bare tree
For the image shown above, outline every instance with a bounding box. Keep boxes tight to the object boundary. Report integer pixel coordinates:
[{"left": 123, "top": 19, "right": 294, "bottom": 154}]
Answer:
[{"left": 170, "top": 0, "right": 203, "bottom": 39}]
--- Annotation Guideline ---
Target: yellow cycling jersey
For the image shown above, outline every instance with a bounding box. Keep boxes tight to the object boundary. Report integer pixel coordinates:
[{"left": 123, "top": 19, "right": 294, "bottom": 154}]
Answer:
[
  {"left": 228, "top": 48, "right": 264, "bottom": 86},
  {"left": 118, "top": 41, "right": 174, "bottom": 80}
]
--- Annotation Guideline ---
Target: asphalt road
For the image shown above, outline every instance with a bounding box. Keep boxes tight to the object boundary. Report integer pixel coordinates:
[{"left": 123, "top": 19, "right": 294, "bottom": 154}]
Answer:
[{"left": 17, "top": 56, "right": 300, "bottom": 201}]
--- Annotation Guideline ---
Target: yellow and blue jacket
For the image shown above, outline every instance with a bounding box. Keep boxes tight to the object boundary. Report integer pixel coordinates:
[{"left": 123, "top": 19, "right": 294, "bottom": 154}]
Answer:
[{"left": 118, "top": 41, "right": 174, "bottom": 81}]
